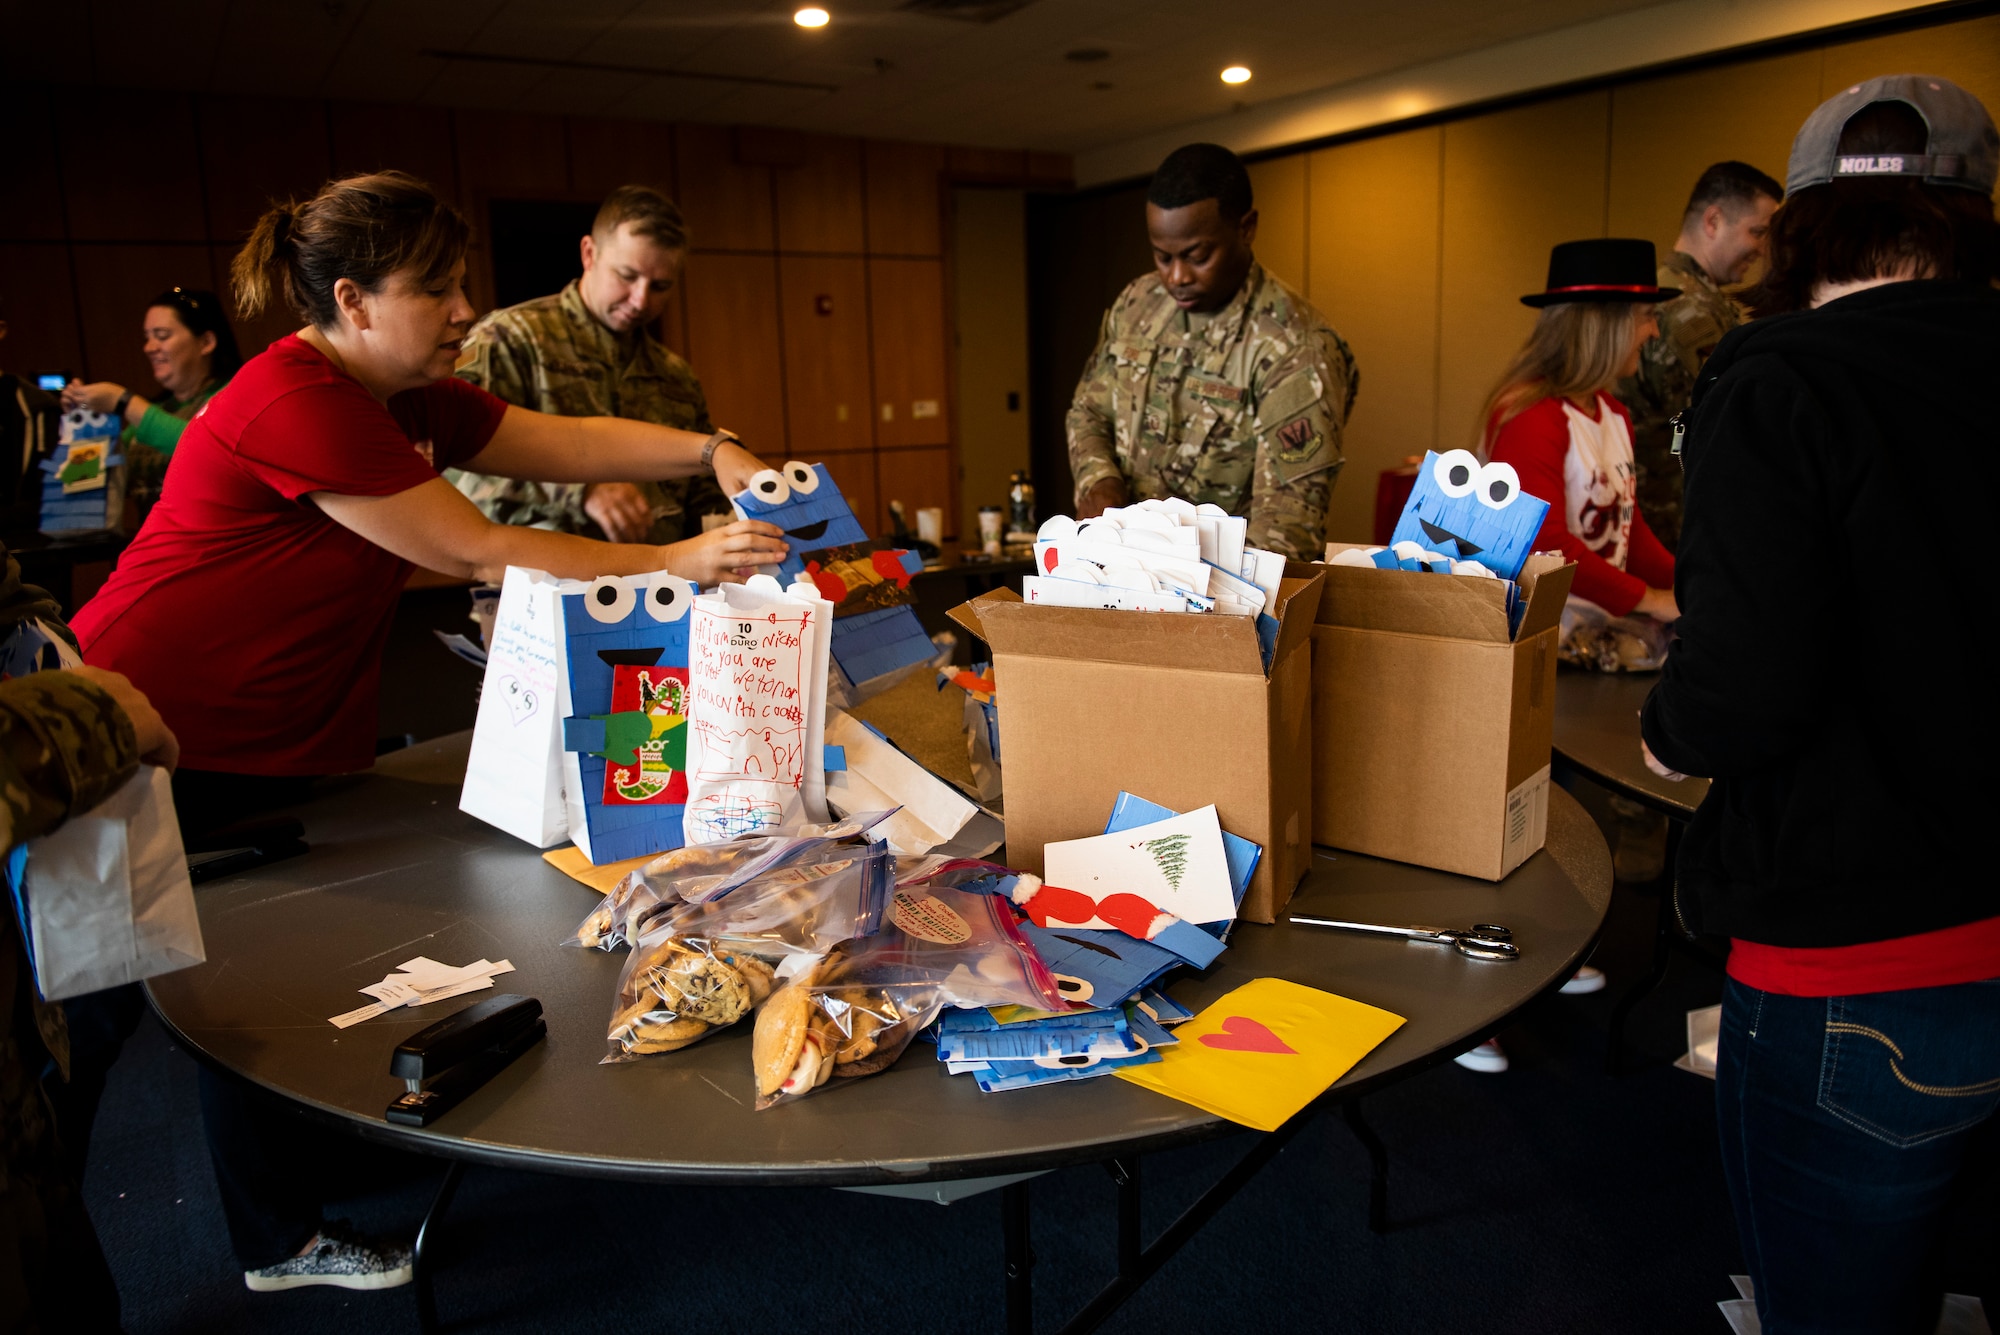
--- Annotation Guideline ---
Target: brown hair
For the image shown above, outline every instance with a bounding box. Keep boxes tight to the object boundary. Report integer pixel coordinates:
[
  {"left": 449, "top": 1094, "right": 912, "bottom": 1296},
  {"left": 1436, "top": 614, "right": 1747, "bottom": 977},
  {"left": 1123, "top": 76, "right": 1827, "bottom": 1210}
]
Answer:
[
  {"left": 1746, "top": 101, "right": 1999, "bottom": 315},
  {"left": 231, "top": 171, "right": 470, "bottom": 329},
  {"left": 592, "top": 184, "right": 688, "bottom": 250},
  {"left": 1474, "top": 301, "right": 1649, "bottom": 450}
]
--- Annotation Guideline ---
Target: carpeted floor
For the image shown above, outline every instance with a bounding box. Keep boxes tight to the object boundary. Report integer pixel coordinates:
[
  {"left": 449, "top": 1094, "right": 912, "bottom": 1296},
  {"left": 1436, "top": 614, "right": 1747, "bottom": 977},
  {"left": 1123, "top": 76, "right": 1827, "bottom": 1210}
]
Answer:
[{"left": 84, "top": 775, "right": 1753, "bottom": 1335}]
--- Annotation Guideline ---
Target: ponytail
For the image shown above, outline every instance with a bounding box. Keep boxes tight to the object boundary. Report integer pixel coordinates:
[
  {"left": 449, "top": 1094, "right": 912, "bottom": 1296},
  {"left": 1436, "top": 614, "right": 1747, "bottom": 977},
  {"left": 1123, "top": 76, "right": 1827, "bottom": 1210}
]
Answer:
[
  {"left": 231, "top": 202, "right": 295, "bottom": 322},
  {"left": 225, "top": 172, "right": 468, "bottom": 331}
]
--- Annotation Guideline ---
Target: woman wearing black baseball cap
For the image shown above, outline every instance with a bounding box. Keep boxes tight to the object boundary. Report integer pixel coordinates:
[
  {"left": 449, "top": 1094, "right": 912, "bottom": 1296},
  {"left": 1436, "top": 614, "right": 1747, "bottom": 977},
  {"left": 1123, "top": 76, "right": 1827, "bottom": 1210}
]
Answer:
[{"left": 1642, "top": 75, "right": 1999, "bottom": 1332}]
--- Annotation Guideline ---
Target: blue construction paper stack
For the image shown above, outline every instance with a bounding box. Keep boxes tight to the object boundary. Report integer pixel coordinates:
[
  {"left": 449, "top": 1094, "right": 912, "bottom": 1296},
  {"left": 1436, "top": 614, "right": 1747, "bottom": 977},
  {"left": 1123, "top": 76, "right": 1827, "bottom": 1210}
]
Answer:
[{"left": 931, "top": 794, "right": 1257, "bottom": 1093}]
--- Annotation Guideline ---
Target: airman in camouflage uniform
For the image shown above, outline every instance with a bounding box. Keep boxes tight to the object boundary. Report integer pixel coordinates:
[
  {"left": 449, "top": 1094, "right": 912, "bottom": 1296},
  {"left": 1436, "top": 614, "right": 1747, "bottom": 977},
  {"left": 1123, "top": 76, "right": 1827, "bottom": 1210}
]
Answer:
[
  {"left": 1066, "top": 263, "right": 1357, "bottom": 558},
  {"left": 449, "top": 280, "right": 727, "bottom": 543},
  {"left": 1615, "top": 249, "right": 1745, "bottom": 551},
  {"left": 1, "top": 543, "right": 139, "bottom": 1330}
]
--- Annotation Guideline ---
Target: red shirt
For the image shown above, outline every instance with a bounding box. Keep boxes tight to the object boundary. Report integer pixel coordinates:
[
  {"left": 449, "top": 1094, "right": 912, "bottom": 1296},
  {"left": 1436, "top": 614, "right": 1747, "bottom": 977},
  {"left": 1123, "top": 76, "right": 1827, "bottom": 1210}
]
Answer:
[
  {"left": 1729, "top": 916, "right": 2000, "bottom": 997},
  {"left": 1487, "top": 393, "right": 1674, "bottom": 615},
  {"left": 73, "top": 335, "right": 506, "bottom": 775}
]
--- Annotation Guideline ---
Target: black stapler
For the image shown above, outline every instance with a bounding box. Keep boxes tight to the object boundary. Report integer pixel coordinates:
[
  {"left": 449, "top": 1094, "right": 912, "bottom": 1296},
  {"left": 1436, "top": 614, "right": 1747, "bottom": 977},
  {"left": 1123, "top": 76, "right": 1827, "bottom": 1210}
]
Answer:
[{"left": 384, "top": 994, "right": 546, "bottom": 1127}]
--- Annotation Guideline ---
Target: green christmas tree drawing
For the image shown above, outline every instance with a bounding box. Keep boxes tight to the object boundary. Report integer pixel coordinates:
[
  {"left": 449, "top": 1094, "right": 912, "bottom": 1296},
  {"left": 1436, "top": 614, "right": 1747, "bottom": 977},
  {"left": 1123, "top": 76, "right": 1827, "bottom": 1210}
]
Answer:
[{"left": 1138, "top": 833, "right": 1191, "bottom": 893}]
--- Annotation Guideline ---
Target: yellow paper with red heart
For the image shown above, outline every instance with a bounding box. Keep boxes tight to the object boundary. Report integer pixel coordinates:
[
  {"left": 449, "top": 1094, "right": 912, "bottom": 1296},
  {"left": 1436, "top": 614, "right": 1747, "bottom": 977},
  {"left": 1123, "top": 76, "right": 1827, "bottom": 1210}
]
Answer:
[{"left": 1115, "top": 978, "right": 1405, "bottom": 1132}]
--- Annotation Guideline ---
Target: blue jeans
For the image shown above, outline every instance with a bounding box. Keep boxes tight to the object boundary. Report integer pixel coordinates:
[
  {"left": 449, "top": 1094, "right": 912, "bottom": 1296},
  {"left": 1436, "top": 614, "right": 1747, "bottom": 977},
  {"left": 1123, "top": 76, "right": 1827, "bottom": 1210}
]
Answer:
[{"left": 1717, "top": 976, "right": 2000, "bottom": 1334}]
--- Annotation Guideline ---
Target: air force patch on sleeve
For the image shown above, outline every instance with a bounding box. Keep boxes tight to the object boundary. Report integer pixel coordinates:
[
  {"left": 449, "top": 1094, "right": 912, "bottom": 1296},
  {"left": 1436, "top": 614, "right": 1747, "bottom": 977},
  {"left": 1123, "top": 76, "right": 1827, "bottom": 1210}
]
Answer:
[{"left": 1274, "top": 417, "right": 1323, "bottom": 464}]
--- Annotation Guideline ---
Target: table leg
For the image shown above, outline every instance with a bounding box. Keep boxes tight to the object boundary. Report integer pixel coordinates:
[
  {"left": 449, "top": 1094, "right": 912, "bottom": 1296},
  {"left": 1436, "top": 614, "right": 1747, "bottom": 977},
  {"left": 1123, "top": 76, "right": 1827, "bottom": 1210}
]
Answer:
[
  {"left": 1341, "top": 1101, "right": 1389, "bottom": 1234},
  {"left": 1004, "top": 1177, "right": 1035, "bottom": 1335},
  {"left": 414, "top": 1160, "right": 467, "bottom": 1335},
  {"left": 1108, "top": 1157, "right": 1141, "bottom": 1276}
]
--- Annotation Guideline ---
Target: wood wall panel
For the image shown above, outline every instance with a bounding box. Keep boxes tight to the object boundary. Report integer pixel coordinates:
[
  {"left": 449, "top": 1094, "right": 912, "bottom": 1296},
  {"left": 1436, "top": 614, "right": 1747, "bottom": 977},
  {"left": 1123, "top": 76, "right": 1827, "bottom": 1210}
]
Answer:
[
  {"left": 1247, "top": 154, "right": 1308, "bottom": 294},
  {"left": 680, "top": 252, "right": 786, "bottom": 456},
  {"left": 0, "top": 244, "right": 83, "bottom": 379},
  {"left": 74, "top": 245, "right": 218, "bottom": 386},
  {"left": 328, "top": 103, "right": 459, "bottom": 201},
  {"left": 876, "top": 445, "right": 956, "bottom": 540},
  {"left": 567, "top": 118, "right": 676, "bottom": 201},
  {"left": 198, "top": 96, "right": 333, "bottom": 246},
  {"left": 775, "top": 135, "right": 866, "bottom": 254},
  {"left": 675, "top": 124, "right": 774, "bottom": 252},
  {"left": 1607, "top": 51, "right": 1820, "bottom": 258},
  {"left": 1307, "top": 127, "right": 1443, "bottom": 546},
  {"left": 453, "top": 111, "right": 570, "bottom": 200},
  {"left": 57, "top": 93, "right": 207, "bottom": 241},
  {"left": 864, "top": 142, "right": 944, "bottom": 256},
  {"left": 868, "top": 258, "right": 950, "bottom": 448},
  {"left": 1438, "top": 92, "right": 1610, "bottom": 456},
  {"left": 0, "top": 89, "right": 68, "bottom": 241},
  {"left": 818, "top": 452, "right": 880, "bottom": 542},
  {"left": 1821, "top": 14, "right": 2000, "bottom": 113},
  {"left": 948, "top": 147, "right": 1027, "bottom": 181},
  {"left": 778, "top": 256, "right": 873, "bottom": 456}
]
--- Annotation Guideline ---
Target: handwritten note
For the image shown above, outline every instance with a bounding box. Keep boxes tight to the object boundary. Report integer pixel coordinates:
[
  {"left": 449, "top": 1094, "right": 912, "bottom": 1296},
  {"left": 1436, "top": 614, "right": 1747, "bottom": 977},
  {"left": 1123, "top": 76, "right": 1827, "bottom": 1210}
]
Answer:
[
  {"left": 682, "top": 577, "right": 832, "bottom": 843},
  {"left": 460, "top": 566, "right": 569, "bottom": 846}
]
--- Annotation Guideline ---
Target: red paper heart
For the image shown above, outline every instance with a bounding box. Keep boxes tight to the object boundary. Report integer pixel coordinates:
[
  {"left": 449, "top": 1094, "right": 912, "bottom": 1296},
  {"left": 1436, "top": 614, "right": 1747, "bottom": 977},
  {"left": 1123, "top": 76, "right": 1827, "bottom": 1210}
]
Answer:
[{"left": 1198, "top": 1016, "right": 1296, "bottom": 1054}]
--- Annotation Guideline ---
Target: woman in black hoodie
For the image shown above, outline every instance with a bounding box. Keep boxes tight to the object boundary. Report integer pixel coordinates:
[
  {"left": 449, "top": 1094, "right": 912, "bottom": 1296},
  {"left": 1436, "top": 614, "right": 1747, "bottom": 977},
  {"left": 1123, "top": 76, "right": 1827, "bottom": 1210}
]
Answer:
[{"left": 1641, "top": 76, "right": 1999, "bottom": 1334}]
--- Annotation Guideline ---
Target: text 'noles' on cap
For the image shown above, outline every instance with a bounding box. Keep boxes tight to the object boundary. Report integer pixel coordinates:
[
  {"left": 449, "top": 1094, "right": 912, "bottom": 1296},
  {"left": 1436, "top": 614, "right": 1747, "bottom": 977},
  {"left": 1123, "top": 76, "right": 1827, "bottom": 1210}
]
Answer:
[
  {"left": 1786, "top": 74, "right": 1998, "bottom": 195},
  {"left": 1521, "top": 239, "right": 1680, "bottom": 308}
]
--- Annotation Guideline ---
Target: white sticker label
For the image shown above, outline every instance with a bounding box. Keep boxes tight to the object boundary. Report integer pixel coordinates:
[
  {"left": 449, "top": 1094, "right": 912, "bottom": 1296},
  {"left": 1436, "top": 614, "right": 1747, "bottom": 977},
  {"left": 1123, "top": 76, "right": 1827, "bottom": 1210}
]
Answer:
[
  {"left": 891, "top": 889, "right": 971, "bottom": 944},
  {"left": 1501, "top": 764, "right": 1551, "bottom": 876}
]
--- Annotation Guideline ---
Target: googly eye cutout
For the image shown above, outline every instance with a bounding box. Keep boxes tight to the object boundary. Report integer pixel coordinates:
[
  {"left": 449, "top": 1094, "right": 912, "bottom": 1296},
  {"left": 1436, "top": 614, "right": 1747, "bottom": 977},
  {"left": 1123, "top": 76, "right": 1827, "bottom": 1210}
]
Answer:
[
  {"left": 1433, "top": 449, "right": 1481, "bottom": 498},
  {"left": 583, "top": 575, "right": 636, "bottom": 624},
  {"left": 781, "top": 461, "right": 820, "bottom": 495},
  {"left": 643, "top": 573, "right": 694, "bottom": 622},
  {"left": 1476, "top": 461, "right": 1521, "bottom": 509},
  {"left": 1054, "top": 974, "right": 1094, "bottom": 1005},
  {"left": 745, "top": 469, "right": 791, "bottom": 507}
]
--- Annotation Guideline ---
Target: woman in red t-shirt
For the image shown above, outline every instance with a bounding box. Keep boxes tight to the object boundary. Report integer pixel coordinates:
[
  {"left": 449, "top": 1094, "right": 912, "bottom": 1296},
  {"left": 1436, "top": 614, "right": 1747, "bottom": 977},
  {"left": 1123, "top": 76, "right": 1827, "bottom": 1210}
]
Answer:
[{"left": 72, "top": 172, "right": 788, "bottom": 832}]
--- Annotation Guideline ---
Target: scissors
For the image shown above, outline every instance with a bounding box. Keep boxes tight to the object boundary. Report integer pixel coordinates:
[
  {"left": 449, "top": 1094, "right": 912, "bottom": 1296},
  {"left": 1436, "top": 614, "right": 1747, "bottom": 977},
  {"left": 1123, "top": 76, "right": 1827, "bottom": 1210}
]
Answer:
[{"left": 1289, "top": 916, "right": 1520, "bottom": 962}]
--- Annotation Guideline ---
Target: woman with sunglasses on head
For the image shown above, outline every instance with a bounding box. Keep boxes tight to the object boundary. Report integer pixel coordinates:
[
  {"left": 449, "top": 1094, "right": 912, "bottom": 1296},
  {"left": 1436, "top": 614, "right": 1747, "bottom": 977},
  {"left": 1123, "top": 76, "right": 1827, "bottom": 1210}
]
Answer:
[
  {"left": 62, "top": 287, "right": 245, "bottom": 524},
  {"left": 1452, "top": 240, "right": 1681, "bottom": 1074}
]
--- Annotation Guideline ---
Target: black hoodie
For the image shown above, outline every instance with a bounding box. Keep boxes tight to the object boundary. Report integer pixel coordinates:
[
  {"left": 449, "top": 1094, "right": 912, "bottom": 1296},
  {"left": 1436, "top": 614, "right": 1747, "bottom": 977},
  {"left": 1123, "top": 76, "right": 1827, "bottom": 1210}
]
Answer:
[{"left": 1641, "top": 280, "right": 1999, "bottom": 949}]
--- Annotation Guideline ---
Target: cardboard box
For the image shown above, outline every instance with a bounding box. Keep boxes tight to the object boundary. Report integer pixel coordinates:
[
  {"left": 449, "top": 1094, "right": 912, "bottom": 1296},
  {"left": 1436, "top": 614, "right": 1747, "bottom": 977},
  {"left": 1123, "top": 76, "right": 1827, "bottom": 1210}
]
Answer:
[
  {"left": 1310, "top": 546, "right": 1575, "bottom": 880},
  {"left": 948, "top": 570, "right": 1325, "bottom": 923}
]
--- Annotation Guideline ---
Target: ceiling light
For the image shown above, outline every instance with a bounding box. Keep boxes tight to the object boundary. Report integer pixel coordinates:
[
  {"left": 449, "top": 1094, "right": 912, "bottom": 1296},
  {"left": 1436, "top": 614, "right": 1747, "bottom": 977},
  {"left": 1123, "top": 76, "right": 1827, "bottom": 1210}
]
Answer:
[
  {"left": 795, "top": 7, "right": 830, "bottom": 27},
  {"left": 1220, "top": 65, "right": 1251, "bottom": 84}
]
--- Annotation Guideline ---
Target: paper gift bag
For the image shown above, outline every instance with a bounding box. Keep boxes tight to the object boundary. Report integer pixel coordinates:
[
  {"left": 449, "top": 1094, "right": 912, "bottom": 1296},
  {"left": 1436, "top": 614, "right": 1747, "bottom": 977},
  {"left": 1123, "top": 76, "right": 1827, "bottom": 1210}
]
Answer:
[
  {"left": 18, "top": 765, "right": 204, "bottom": 1002},
  {"left": 556, "top": 571, "right": 697, "bottom": 864},
  {"left": 822, "top": 708, "right": 1002, "bottom": 857},
  {"left": 682, "top": 575, "right": 833, "bottom": 843},
  {"left": 460, "top": 566, "right": 569, "bottom": 847}
]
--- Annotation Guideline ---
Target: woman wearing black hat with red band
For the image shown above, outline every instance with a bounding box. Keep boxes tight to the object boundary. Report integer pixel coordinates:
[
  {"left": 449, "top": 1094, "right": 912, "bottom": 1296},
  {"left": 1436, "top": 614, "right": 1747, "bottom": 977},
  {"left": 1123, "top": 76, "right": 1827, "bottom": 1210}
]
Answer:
[{"left": 1479, "top": 238, "right": 1681, "bottom": 627}]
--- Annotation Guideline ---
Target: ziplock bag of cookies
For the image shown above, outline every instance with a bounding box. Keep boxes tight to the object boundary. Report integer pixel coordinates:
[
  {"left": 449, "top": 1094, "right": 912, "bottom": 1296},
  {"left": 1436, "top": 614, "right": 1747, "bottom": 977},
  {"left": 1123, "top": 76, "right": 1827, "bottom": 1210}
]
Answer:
[
  {"left": 751, "top": 873, "right": 1067, "bottom": 1108},
  {"left": 603, "top": 841, "right": 895, "bottom": 1062},
  {"left": 567, "top": 808, "right": 895, "bottom": 950}
]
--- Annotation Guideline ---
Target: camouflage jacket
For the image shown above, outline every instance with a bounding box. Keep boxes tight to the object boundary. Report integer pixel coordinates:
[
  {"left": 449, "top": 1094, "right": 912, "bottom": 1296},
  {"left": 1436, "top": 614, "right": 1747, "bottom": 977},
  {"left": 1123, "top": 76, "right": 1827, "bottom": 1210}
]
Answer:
[
  {"left": 1615, "top": 250, "right": 1744, "bottom": 551},
  {"left": 1065, "top": 263, "right": 1358, "bottom": 558},
  {"left": 449, "top": 281, "right": 727, "bottom": 543},
  {"left": 0, "top": 641, "right": 140, "bottom": 1189}
]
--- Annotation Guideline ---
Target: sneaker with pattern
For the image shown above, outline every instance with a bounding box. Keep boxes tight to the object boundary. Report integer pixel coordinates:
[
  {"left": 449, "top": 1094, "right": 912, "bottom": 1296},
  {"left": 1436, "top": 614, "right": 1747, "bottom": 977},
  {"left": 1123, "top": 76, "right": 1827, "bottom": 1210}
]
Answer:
[{"left": 243, "top": 1221, "right": 413, "bottom": 1292}]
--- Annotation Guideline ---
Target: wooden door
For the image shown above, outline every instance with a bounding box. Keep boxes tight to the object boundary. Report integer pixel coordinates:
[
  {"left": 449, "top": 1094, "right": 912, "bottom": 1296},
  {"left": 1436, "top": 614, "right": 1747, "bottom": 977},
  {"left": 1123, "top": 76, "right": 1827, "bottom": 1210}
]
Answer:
[
  {"left": 868, "top": 258, "right": 949, "bottom": 448},
  {"left": 778, "top": 256, "right": 873, "bottom": 458},
  {"left": 680, "top": 253, "right": 786, "bottom": 458}
]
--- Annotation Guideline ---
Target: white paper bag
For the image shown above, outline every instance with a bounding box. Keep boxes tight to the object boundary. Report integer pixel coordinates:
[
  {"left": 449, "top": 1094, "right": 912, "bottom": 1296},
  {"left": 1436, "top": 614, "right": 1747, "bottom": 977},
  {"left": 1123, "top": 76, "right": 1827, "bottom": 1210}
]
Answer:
[
  {"left": 823, "top": 709, "right": 1002, "bottom": 858},
  {"left": 23, "top": 765, "right": 203, "bottom": 1001},
  {"left": 460, "top": 566, "right": 569, "bottom": 847},
  {"left": 682, "top": 575, "right": 832, "bottom": 843}
]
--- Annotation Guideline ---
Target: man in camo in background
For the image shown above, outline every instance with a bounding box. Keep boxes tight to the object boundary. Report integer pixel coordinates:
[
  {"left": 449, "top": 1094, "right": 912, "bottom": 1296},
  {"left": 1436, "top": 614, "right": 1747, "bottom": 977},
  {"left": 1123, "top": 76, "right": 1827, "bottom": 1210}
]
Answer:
[
  {"left": 450, "top": 185, "right": 732, "bottom": 544},
  {"left": 1066, "top": 143, "right": 1358, "bottom": 559},
  {"left": 1616, "top": 160, "right": 1782, "bottom": 551}
]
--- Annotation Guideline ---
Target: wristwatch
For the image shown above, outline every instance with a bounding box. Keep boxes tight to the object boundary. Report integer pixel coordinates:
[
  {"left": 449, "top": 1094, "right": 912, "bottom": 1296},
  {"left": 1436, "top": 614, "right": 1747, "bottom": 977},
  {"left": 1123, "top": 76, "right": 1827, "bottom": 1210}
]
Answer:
[
  {"left": 113, "top": 389, "right": 135, "bottom": 420},
  {"left": 700, "top": 430, "right": 741, "bottom": 470}
]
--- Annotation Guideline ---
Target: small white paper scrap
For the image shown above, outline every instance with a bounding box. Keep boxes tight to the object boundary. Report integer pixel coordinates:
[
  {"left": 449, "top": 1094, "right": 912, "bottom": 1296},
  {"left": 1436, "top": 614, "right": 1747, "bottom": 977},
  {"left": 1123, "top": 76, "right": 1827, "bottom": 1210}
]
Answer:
[
  {"left": 329, "top": 958, "right": 516, "bottom": 1028},
  {"left": 1041, "top": 805, "right": 1237, "bottom": 926}
]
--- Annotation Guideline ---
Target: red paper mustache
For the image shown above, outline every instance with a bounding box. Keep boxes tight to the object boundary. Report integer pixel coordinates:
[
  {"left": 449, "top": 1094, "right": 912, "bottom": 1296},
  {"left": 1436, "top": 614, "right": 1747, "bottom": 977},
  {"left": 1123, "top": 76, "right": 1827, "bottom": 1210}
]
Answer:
[{"left": 1015, "top": 880, "right": 1176, "bottom": 942}]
